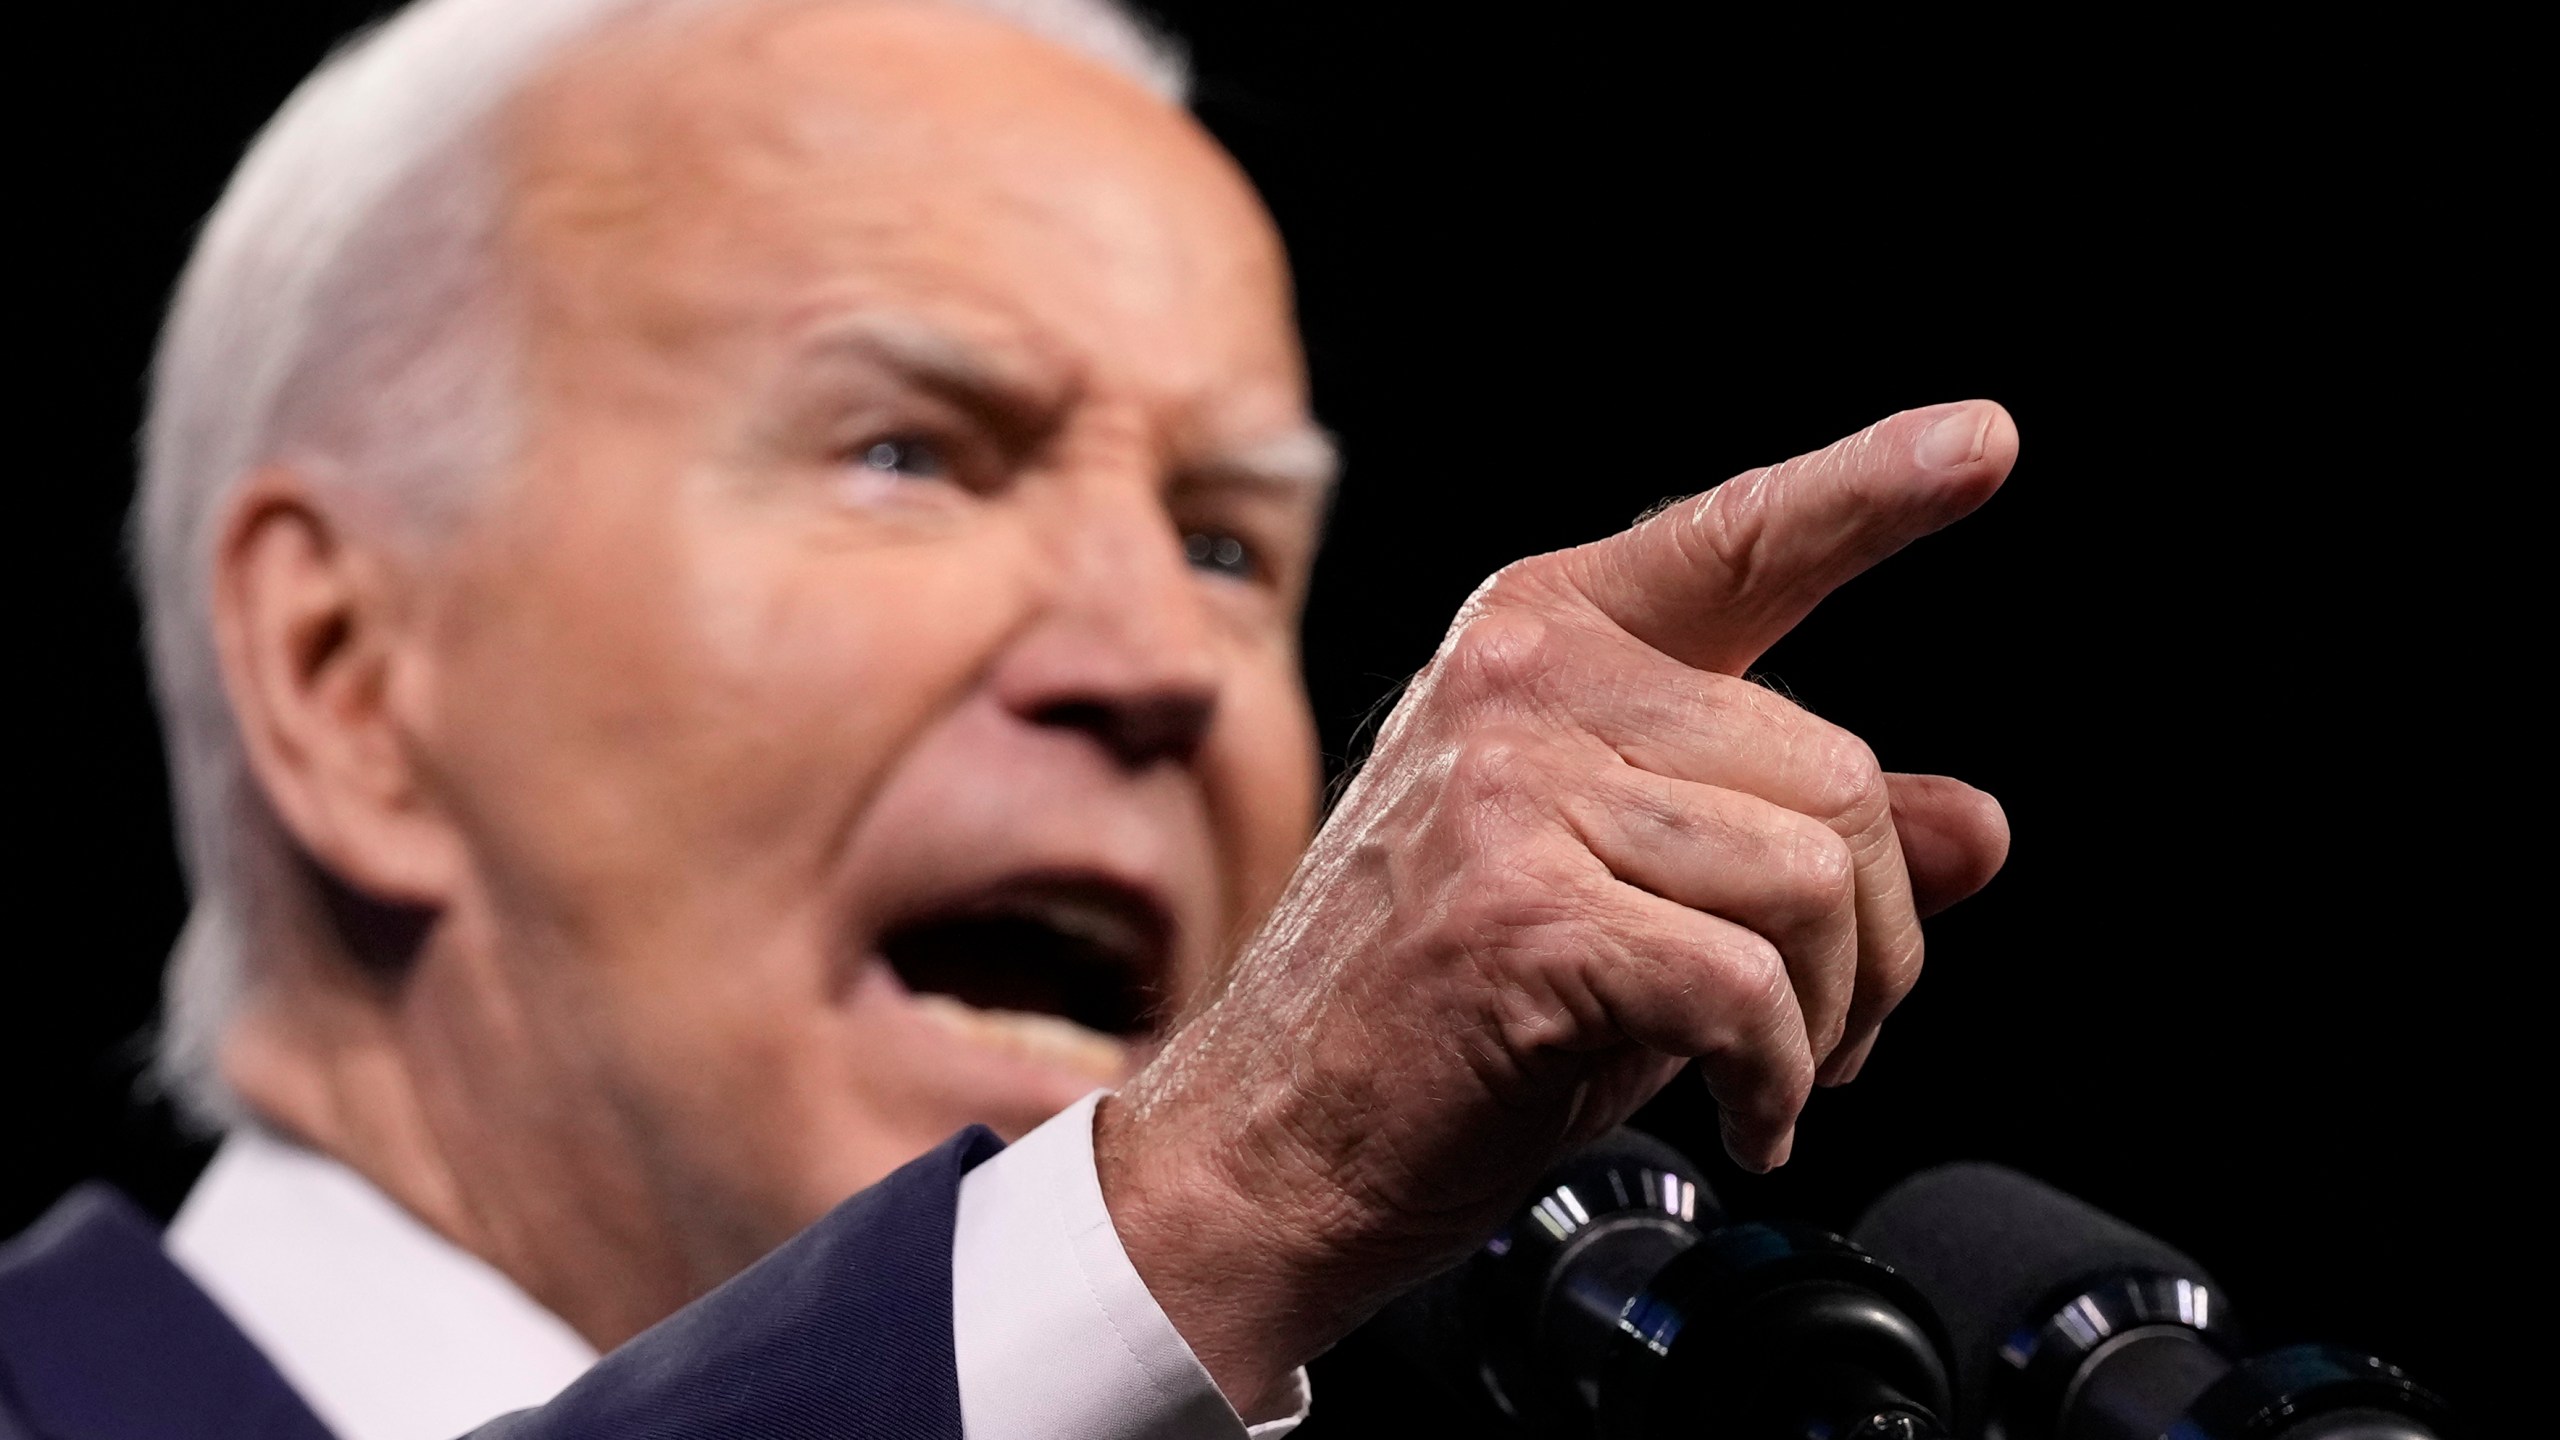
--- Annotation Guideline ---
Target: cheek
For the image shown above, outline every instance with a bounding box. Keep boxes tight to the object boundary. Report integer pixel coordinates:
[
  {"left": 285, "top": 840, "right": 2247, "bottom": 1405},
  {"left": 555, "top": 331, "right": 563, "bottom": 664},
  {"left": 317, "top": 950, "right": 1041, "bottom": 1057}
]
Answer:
[
  {"left": 427, "top": 466, "right": 1041, "bottom": 955},
  {"left": 684, "top": 531, "right": 1025, "bottom": 825}
]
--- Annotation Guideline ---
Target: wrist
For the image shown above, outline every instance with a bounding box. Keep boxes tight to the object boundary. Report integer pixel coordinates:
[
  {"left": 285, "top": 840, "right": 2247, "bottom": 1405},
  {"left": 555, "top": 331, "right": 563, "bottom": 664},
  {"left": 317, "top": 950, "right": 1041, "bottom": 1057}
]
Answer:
[{"left": 1092, "top": 1085, "right": 1347, "bottom": 1416}]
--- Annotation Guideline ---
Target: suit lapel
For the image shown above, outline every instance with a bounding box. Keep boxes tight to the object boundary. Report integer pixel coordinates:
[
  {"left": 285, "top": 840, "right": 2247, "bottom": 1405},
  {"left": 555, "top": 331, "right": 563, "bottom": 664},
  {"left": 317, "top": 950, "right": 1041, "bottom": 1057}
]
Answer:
[{"left": 0, "top": 1184, "right": 335, "bottom": 1440}]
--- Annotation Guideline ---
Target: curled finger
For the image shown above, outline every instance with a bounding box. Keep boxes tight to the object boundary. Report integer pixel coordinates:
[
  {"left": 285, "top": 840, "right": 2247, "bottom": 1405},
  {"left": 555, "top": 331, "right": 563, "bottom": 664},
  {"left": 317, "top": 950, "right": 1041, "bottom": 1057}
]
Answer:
[{"left": 1558, "top": 757, "right": 1862, "bottom": 1071}]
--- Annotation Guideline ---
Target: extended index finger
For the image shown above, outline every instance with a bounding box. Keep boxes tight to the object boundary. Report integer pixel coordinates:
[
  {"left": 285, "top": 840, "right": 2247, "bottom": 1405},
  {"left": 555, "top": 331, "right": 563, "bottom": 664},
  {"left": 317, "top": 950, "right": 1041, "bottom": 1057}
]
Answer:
[{"left": 1563, "top": 401, "right": 2018, "bottom": 675}]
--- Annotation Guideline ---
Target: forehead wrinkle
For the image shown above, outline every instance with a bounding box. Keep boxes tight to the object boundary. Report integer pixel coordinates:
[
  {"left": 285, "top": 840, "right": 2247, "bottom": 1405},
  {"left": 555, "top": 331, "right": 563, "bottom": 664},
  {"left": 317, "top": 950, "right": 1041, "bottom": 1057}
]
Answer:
[
  {"left": 791, "top": 309, "right": 1326, "bottom": 498},
  {"left": 503, "top": 2, "right": 1314, "bottom": 504},
  {"left": 506, "top": 0, "right": 1281, "bottom": 302}
]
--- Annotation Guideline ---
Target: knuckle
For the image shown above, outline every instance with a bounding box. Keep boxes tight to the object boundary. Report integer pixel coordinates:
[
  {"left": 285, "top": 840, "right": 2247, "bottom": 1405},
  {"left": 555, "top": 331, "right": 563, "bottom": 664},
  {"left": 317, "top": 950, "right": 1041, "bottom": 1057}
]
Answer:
[
  {"left": 1803, "top": 727, "right": 1888, "bottom": 822},
  {"left": 1726, "top": 930, "right": 1794, "bottom": 1017},
  {"left": 1444, "top": 727, "right": 1547, "bottom": 807},
  {"left": 1680, "top": 467, "right": 1777, "bottom": 588},
  {"left": 1780, "top": 817, "right": 1858, "bottom": 918},
  {"left": 1437, "top": 605, "right": 1567, "bottom": 702},
  {"left": 1446, "top": 868, "right": 1602, "bottom": 995},
  {"left": 1474, "top": 844, "right": 1577, "bottom": 918}
]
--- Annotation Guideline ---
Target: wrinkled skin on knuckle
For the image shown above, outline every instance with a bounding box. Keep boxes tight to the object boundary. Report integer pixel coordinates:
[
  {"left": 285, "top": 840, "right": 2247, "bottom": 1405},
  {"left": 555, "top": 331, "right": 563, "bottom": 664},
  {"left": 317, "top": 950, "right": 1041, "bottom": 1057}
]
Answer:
[
  {"left": 1800, "top": 724, "right": 1890, "bottom": 830},
  {"left": 1587, "top": 916, "right": 1764, "bottom": 1065},
  {"left": 1694, "top": 930, "right": 1813, "bottom": 1123},
  {"left": 1728, "top": 929, "right": 1797, "bottom": 1039},
  {"left": 1471, "top": 906, "right": 1618, "bottom": 1070},
  {"left": 1432, "top": 605, "right": 1577, "bottom": 721},
  {"left": 1441, "top": 725, "right": 1552, "bottom": 816},
  {"left": 1450, "top": 835, "right": 1592, "bottom": 953},
  {"left": 1333, "top": 567, "right": 1577, "bottom": 789},
  {"left": 1300, "top": 855, "right": 1626, "bottom": 1221},
  {"left": 1352, "top": 731, "right": 1593, "bottom": 1022},
  {"left": 1676, "top": 464, "right": 1783, "bottom": 592},
  {"left": 1337, "top": 808, "right": 1608, "bottom": 1064},
  {"left": 1776, "top": 815, "right": 1858, "bottom": 928}
]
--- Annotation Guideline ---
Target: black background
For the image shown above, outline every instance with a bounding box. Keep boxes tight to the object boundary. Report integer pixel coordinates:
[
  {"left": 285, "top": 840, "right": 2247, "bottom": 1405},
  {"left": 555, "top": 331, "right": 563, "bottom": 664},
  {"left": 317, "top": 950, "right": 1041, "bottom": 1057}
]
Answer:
[{"left": 11, "top": 3, "right": 2519, "bottom": 1430}]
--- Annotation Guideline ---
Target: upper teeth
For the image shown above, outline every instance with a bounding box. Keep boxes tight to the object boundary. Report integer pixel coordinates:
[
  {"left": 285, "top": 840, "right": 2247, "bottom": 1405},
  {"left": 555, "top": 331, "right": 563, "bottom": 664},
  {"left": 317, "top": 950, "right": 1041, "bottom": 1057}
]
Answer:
[{"left": 995, "top": 894, "right": 1148, "bottom": 962}]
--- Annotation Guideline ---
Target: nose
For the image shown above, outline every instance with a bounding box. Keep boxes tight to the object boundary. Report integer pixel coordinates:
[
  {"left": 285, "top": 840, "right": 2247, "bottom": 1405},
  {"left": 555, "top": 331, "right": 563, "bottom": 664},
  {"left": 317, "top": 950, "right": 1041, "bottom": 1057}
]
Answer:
[{"left": 990, "top": 488, "right": 1221, "bottom": 772}]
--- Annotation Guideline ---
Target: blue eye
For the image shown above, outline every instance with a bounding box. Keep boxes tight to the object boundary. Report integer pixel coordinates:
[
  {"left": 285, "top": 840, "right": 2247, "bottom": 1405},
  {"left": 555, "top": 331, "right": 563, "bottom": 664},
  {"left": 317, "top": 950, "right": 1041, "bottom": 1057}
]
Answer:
[
  {"left": 1183, "top": 531, "right": 1253, "bottom": 579},
  {"left": 855, "top": 438, "right": 949, "bottom": 482}
]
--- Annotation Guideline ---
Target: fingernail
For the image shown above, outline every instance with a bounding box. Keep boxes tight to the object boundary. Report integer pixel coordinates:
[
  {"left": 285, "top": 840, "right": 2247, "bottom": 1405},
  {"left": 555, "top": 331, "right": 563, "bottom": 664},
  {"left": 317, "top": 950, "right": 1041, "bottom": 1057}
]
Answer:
[{"left": 1914, "top": 407, "right": 1988, "bottom": 470}]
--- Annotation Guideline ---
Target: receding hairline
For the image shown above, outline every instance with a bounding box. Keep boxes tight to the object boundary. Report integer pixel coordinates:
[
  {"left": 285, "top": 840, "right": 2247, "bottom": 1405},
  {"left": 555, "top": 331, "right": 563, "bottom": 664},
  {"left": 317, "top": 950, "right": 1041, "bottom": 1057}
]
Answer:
[
  {"left": 499, "top": 0, "right": 1226, "bottom": 182},
  {"left": 480, "top": 0, "right": 1315, "bottom": 490},
  {"left": 493, "top": 0, "right": 1269, "bottom": 265}
]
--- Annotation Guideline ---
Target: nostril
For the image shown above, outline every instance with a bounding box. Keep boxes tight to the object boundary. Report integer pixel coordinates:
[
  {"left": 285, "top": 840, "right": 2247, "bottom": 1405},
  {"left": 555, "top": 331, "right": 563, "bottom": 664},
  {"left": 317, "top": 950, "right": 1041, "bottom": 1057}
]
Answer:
[{"left": 1032, "top": 693, "right": 1215, "bottom": 769}]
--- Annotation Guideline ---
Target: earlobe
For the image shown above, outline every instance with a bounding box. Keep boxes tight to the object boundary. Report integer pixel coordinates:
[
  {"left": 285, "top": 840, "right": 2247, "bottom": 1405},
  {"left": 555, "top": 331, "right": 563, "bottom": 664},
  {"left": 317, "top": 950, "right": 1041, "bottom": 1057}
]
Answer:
[{"left": 212, "top": 468, "right": 462, "bottom": 911}]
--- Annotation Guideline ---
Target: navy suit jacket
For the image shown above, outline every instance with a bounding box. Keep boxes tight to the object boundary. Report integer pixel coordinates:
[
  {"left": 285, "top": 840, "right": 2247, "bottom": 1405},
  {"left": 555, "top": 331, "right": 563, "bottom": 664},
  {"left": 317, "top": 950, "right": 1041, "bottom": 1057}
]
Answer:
[{"left": 0, "top": 1127, "right": 1002, "bottom": 1440}]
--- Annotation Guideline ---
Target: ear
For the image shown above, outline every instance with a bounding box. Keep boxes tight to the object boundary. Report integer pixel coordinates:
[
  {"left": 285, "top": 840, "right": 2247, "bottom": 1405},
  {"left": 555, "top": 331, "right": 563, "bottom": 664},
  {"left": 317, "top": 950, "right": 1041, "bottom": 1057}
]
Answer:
[{"left": 212, "top": 468, "right": 464, "bottom": 910}]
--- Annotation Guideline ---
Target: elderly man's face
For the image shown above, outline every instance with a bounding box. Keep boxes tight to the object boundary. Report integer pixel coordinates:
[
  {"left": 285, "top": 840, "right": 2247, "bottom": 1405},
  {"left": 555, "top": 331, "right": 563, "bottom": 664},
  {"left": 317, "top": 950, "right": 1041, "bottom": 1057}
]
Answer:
[{"left": 383, "top": 2, "right": 1322, "bottom": 1305}]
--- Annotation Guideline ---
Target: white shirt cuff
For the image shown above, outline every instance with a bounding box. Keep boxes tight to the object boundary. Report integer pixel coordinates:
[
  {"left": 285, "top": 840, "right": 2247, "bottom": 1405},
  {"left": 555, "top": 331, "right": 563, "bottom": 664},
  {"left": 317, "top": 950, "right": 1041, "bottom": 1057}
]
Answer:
[{"left": 952, "top": 1090, "right": 1311, "bottom": 1440}]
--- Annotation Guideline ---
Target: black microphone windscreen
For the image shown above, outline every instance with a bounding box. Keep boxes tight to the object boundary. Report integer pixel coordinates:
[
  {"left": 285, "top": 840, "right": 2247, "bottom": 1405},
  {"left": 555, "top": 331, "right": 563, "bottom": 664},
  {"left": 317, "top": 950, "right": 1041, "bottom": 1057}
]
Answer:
[
  {"left": 1362, "top": 1126, "right": 1718, "bottom": 1420},
  {"left": 1850, "top": 1163, "right": 2217, "bottom": 1432}
]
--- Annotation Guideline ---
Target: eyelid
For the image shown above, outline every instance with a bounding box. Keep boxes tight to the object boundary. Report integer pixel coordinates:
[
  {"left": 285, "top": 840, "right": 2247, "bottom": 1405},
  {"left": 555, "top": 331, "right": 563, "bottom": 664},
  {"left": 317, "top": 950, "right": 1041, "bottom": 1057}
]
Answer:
[
  {"left": 794, "top": 361, "right": 1035, "bottom": 477},
  {"left": 833, "top": 414, "right": 1001, "bottom": 493},
  {"left": 1177, "top": 477, "right": 1313, "bottom": 552}
]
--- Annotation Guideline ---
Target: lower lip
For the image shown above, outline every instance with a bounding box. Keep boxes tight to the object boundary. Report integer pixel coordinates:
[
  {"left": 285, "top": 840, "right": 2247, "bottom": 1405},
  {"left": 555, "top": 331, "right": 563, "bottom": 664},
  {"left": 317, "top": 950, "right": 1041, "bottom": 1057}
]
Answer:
[{"left": 906, "top": 991, "right": 1135, "bottom": 1087}]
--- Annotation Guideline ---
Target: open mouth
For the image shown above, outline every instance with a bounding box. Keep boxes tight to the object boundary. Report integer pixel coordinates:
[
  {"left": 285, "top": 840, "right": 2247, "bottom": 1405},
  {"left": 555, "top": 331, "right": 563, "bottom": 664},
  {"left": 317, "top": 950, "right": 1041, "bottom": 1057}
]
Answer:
[{"left": 878, "top": 876, "right": 1171, "bottom": 1043}]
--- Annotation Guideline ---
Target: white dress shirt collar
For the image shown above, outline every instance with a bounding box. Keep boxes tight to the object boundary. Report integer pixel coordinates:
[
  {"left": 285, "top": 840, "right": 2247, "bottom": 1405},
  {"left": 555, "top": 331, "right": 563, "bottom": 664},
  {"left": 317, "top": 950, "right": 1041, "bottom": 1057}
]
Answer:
[
  {"left": 162, "top": 1104, "right": 1310, "bottom": 1440},
  {"left": 164, "top": 1127, "right": 597, "bottom": 1440}
]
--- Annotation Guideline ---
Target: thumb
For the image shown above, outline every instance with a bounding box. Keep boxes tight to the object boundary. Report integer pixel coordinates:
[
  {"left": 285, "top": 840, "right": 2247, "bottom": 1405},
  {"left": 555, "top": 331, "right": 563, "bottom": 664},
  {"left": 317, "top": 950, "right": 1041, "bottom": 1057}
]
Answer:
[{"left": 1887, "top": 771, "right": 2011, "bottom": 917}]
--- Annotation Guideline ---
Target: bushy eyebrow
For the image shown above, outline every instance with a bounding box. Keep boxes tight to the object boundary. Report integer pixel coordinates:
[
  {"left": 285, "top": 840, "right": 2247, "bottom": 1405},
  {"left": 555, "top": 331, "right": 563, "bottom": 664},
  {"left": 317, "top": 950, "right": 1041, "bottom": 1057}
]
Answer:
[
  {"left": 1188, "top": 425, "right": 1341, "bottom": 508},
  {"left": 788, "top": 309, "right": 1338, "bottom": 504},
  {"left": 790, "top": 312, "right": 1075, "bottom": 427}
]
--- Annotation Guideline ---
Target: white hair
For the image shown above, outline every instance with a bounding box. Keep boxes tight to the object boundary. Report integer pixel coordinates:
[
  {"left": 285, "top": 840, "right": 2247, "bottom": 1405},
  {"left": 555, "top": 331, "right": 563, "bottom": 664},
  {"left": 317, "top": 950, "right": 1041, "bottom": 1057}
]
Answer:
[{"left": 135, "top": 0, "right": 1188, "bottom": 1127}]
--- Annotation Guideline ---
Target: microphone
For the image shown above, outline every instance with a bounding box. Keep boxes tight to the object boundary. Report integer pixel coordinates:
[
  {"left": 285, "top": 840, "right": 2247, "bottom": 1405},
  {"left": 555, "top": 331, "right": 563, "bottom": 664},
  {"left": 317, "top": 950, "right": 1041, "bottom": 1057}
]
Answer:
[
  {"left": 1851, "top": 1163, "right": 2455, "bottom": 1440},
  {"left": 1377, "top": 1128, "right": 1955, "bottom": 1438}
]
